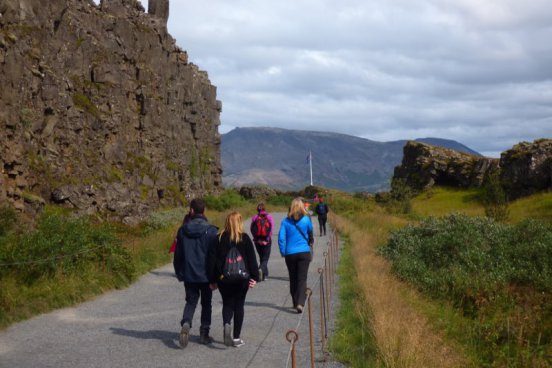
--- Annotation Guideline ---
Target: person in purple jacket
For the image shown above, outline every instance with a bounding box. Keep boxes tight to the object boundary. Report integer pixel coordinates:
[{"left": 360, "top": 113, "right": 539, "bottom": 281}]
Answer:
[{"left": 250, "top": 203, "right": 274, "bottom": 281}]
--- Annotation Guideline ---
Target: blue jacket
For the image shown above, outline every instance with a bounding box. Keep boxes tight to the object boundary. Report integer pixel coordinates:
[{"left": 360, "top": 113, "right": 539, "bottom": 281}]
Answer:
[
  {"left": 278, "top": 215, "right": 313, "bottom": 257},
  {"left": 173, "top": 215, "right": 218, "bottom": 283}
]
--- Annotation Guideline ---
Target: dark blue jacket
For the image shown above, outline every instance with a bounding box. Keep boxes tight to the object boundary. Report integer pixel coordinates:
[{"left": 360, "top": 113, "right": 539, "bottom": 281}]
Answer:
[{"left": 173, "top": 215, "right": 218, "bottom": 283}]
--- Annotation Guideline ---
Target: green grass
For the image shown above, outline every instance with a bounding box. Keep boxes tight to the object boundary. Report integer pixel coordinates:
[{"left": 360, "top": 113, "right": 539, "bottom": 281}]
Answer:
[
  {"left": 331, "top": 235, "right": 378, "bottom": 367},
  {"left": 411, "top": 187, "right": 484, "bottom": 218},
  {"left": 508, "top": 191, "right": 552, "bottom": 223},
  {"left": 411, "top": 187, "right": 552, "bottom": 224}
]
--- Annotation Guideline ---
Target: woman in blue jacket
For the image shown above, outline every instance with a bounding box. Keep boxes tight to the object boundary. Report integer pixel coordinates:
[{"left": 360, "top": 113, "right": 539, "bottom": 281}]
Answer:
[{"left": 278, "top": 197, "right": 314, "bottom": 313}]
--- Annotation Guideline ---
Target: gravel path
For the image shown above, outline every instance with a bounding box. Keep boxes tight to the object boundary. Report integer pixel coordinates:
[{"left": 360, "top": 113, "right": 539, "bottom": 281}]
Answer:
[{"left": 0, "top": 213, "right": 346, "bottom": 368}]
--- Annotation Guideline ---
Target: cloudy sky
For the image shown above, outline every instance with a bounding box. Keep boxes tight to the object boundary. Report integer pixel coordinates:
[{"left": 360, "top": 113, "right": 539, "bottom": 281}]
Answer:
[{"left": 114, "top": 1, "right": 551, "bottom": 156}]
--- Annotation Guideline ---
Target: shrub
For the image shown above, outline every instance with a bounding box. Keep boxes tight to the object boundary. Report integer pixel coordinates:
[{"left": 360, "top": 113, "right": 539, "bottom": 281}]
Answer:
[
  {"left": 0, "top": 206, "right": 17, "bottom": 238},
  {"left": 204, "top": 189, "right": 248, "bottom": 211},
  {"left": 375, "top": 178, "right": 413, "bottom": 214},
  {"left": 0, "top": 208, "right": 133, "bottom": 283},
  {"left": 140, "top": 208, "right": 187, "bottom": 235},
  {"left": 265, "top": 194, "right": 294, "bottom": 207},
  {"left": 482, "top": 169, "right": 509, "bottom": 221},
  {"left": 379, "top": 214, "right": 552, "bottom": 363}
]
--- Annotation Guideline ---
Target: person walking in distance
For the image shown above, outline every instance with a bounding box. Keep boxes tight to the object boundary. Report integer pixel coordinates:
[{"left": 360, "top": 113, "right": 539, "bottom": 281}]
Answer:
[
  {"left": 209, "top": 212, "right": 259, "bottom": 347},
  {"left": 278, "top": 198, "right": 314, "bottom": 313},
  {"left": 314, "top": 197, "right": 329, "bottom": 236},
  {"left": 250, "top": 203, "right": 274, "bottom": 281},
  {"left": 173, "top": 199, "right": 218, "bottom": 348}
]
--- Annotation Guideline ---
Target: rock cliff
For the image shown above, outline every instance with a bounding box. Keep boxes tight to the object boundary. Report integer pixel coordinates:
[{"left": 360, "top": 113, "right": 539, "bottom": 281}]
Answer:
[
  {"left": 0, "top": 0, "right": 222, "bottom": 223},
  {"left": 393, "top": 141, "right": 498, "bottom": 191},
  {"left": 394, "top": 139, "right": 552, "bottom": 198},
  {"left": 500, "top": 139, "right": 552, "bottom": 199}
]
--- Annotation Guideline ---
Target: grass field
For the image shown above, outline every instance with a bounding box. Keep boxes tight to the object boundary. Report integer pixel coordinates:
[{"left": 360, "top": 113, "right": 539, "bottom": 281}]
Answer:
[
  {"left": 411, "top": 186, "right": 552, "bottom": 224},
  {"left": 329, "top": 187, "right": 552, "bottom": 367}
]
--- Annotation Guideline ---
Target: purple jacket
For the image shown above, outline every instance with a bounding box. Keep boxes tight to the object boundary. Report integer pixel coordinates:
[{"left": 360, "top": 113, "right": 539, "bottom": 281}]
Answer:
[{"left": 250, "top": 211, "right": 274, "bottom": 244}]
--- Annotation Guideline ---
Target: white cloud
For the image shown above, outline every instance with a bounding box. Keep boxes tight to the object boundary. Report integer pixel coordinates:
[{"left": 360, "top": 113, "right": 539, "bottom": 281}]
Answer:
[{"left": 102, "top": 0, "right": 552, "bottom": 155}]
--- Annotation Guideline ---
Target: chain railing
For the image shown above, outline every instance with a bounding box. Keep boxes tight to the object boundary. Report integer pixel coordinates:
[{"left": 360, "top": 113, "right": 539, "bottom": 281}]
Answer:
[{"left": 284, "top": 220, "right": 341, "bottom": 368}]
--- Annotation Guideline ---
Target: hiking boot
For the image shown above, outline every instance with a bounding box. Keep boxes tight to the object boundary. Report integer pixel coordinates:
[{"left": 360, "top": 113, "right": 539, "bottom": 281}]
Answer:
[
  {"left": 199, "top": 326, "right": 213, "bottom": 345},
  {"left": 179, "top": 322, "right": 190, "bottom": 349},
  {"left": 233, "top": 338, "right": 245, "bottom": 348},
  {"left": 223, "top": 323, "right": 233, "bottom": 347}
]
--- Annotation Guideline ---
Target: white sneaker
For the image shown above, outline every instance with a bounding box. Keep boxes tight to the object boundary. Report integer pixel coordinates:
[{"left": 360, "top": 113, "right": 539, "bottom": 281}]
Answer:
[{"left": 233, "top": 338, "right": 245, "bottom": 347}]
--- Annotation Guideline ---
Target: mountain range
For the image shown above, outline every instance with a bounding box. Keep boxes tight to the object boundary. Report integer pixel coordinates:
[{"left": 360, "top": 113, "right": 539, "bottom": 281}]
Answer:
[{"left": 221, "top": 127, "right": 481, "bottom": 192}]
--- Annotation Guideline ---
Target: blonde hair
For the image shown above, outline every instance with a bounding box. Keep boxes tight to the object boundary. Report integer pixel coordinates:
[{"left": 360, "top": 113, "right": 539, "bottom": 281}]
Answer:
[
  {"left": 219, "top": 211, "right": 244, "bottom": 243},
  {"left": 288, "top": 197, "right": 308, "bottom": 221}
]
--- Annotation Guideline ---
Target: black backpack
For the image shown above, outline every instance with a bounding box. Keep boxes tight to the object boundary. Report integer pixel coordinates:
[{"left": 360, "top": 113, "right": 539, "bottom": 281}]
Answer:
[
  {"left": 316, "top": 203, "right": 328, "bottom": 215},
  {"left": 222, "top": 245, "right": 250, "bottom": 282}
]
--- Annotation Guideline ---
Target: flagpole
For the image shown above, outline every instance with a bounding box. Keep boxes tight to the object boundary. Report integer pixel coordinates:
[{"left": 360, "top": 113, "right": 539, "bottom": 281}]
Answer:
[{"left": 309, "top": 151, "right": 313, "bottom": 186}]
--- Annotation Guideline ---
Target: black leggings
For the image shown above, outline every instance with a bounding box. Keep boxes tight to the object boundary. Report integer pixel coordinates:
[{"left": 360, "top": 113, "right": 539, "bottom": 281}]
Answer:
[
  {"left": 285, "top": 252, "right": 311, "bottom": 307},
  {"left": 255, "top": 243, "right": 271, "bottom": 278},
  {"left": 218, "top": 281, "right": 249, "bottom": 338},
  {"left": 318, "top": 215, "right": 327, "bottom": 235}
]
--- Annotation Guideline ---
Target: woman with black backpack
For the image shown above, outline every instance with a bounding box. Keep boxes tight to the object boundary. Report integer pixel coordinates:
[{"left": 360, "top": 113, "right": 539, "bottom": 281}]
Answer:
[
  {"left": 208, "top": 211, "right": 259, "bottom": 347},
  {"left": 278, "top": 198, "right": 314, "bottom": 313}
]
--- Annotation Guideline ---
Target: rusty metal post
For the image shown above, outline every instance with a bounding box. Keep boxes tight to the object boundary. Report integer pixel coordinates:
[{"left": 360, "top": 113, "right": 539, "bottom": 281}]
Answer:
[
  {"left": 323, "top": 253, "right": 330, "bottom": 321},
  {"left": 329, "top": 240, "right": 334, "bottom": 286},
  {"left": 306, "top": 288, "right": 315, "bottom": 368},
  {"left": 317, "top": 268, "right": 326, "bottom": 353},
  {"left": 286, "top": 330, "right": 299, "bottom": 368}
]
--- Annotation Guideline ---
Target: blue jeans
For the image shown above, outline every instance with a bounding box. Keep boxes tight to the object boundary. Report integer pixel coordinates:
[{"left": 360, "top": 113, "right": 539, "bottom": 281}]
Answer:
[{"left": 181, "top": 282, "right": 212, "bottom": 328}]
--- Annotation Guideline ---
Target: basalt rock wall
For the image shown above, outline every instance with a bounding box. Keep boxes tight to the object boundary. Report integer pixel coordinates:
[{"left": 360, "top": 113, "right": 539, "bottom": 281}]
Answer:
[
  {"left": 394, "top": 139, "right": 552, "bottom": 198},
  {"left": 0, "top": 0, "right": 222, "bottom": 223},
  {"left": 500, "top": 139, "right": 552, "bottom": 199},
  {"left": 393, "top": 141, "right": 498, "bottom": 191}
]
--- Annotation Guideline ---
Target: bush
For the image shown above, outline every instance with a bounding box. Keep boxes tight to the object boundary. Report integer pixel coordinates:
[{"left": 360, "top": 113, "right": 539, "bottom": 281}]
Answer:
[
  {"left": 265, "top": 194, "right": 294, "bottom": 207},
  {"left": 0, "top": 206, "right": 17, "bottom": 238},
  {"left": 140, "top": 208, "right": 187, "bottom": 236},
  {"left": 379, "top": 214, "right": 552, "bottom": 363},
  {"left": 375, "top": 178, "right": 413, "bottom": 214},
  {"left": 0, "top": 208, "right": 133, "bottom": 283},
  {"left": 204, "top": 189, "right": 248, "bottom": 211},
  {"left": 482, "top": 169, "right": 509, "bottom": 221}
]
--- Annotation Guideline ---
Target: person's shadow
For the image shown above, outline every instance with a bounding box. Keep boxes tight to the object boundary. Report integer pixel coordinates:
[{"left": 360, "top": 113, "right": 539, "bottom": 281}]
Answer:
[
  {"left": 245, "top": 301, "right": 296, "bottom": 314},
  {"left": 110, "top": 327, "right": 181, "bottom": 349},
  {"left": 109, "top": 328, "right": 226, "bottom": 350}
]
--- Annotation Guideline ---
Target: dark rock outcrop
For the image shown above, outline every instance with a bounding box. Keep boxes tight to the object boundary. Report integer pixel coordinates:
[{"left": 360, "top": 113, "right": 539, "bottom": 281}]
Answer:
[
  {"left": 0, "top": 0, "right": 222, "bottom": 223},
  {"left": 500, "top": 139, "right": 552, "bottom": 199},
  {"left": 238, "top": 186, "right": 280, "bottom": 200},
  {"left": 393, "top": 141, "right": 498, "bottom": 191}
]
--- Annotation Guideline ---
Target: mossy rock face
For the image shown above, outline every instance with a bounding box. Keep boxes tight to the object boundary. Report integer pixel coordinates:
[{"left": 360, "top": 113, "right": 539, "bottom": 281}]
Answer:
[
  {"left": 394, "top": 141, "right": 499, "bottom": 191},
  {"left": 500, "top": 139, "right": 552, "bottom": 199},
  {"left": 0, "top": 0, "right": 222, "bottom": 222}
]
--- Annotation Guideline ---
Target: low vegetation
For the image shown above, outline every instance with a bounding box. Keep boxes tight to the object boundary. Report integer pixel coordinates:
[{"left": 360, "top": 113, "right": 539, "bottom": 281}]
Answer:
[
  {"left": 0, "top": 191, "right": 256, "bottom": 330},
  {"left": 380, "top": 214, "right": 551, "bottom": 366},
  {"left": 329, "top": 187, "right": 552, "bottom": 367}
]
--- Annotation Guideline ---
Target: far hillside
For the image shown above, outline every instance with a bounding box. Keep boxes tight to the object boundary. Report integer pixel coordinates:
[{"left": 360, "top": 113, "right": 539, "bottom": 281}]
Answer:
[{"left": 221, "top": 127, "right": 481, "bottom": 192}]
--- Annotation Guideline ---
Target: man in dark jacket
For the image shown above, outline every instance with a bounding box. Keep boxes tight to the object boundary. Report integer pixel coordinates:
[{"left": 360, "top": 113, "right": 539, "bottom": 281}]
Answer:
[
  {"left": 173, "top": 198, "right": 218, "bottom": 348},
  {"left": 315, "top": 198, "right": 329, "bottom": 236}
]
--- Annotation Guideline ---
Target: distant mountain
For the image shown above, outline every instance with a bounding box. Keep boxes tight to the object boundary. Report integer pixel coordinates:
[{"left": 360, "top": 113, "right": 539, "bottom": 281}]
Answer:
[{"left": 221, "top": 127, "right": 482, "bottom": 192}]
